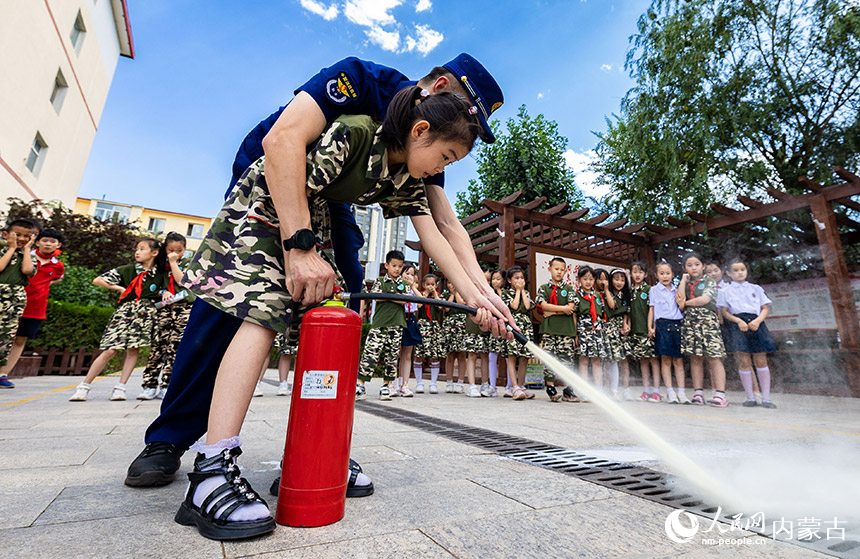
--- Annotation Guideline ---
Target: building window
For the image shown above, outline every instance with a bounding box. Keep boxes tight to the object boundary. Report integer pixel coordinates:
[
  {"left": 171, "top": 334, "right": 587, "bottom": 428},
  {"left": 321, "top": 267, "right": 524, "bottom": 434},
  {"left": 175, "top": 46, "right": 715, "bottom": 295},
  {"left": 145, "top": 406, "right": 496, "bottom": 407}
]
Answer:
[
  {"left": 93, "top": 202, "right": 132, "bottom": 223},
  {"left": 147, "top": 218, "right": 166, "bottom": 234},
  {"left": 187, "top": 223, "right": 204, "bottom": 238},
  {"left": 25, "top": 133, "right": 47, "bottom": 175},
  {"left": 183, "top": 250, "right": 194, "bottom": 260},
  {"left": 50, "top": 69, "right": 69, "bottom": 113},
  {"left": 70, "top": 11, "right": 86, "bottom": 52}
]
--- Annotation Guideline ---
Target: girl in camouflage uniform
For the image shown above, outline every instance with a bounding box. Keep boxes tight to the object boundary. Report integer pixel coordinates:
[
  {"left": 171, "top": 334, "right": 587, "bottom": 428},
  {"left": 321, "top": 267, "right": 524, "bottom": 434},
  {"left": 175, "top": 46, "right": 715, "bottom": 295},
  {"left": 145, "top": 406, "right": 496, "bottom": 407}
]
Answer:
[
  {"left": 677, "top": 252, "right": 728, "bottom": 408},
  {"left": 175, "top": 88, "right": 496, "bottom": 540},
  {"left": 483, "top": 269, "right": 507, "bottom": 397},
  {"left": 70, "top": 239, "right": 169, "bottom": 402},
  {"left": 503, "top": 266, "right": 535, "bottom": 400},
  {"left": 603, "top": 269, "right": 633, "bottom": 400},
  {"left": 413, "top": 274, "right": 446, "bottom": 394},
  {"left": 628, "top": 261, "right": 661, "bottom": 401},
  {"left": 573, "top": 266, "right": 608, "bottom": 394},
  {"left": 442, "top": 281, "right": 468, "bottom": 392}
]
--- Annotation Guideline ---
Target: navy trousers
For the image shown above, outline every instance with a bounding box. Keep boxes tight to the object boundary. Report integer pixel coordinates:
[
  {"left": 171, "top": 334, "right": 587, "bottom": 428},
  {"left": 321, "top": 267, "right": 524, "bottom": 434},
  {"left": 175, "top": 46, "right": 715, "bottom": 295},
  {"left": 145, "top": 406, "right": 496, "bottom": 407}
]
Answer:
[{"left": 145, "top": 201, "right": 365, "bottom": 448}]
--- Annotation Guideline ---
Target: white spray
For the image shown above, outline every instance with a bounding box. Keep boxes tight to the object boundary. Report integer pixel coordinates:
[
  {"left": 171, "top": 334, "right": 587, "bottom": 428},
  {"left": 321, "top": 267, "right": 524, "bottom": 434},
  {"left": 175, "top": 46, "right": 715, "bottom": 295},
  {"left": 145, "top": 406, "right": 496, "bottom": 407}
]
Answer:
[{"left": 526, "top": 341, "right": 756, "bottom": 514}]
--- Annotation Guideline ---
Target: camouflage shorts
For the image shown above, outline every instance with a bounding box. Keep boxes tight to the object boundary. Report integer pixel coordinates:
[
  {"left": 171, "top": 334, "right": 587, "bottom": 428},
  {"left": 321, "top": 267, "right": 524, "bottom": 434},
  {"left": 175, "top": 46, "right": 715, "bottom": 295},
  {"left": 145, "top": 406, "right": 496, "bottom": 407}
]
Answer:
[
  {"left": 541, "top": 333, "right": 576, "bottom": 381},
  {"left": 462, "top": 331, "right": 489, "bottom": 354},
  {"left": 358, "top": 325, "right": 403, "bottom": 381},
  {"left": 602, "top": 315, "right": 629, "bottom": 362},
  {"left": 443, "top": 314, "right": 467, "bottom": 354},
  {"left": 415, "top": 318, "right": 446, "bottom": 360},
  {"left": 576, "top": 316, "right": 607, "bottom": 359},
  {"left": 182, "top": 157, "right": 342, "bottom": 334},
  {"left": 141, "top": 301, "right": 192, "bottom": 388},
  {"left": 0, "top": 284, "right": 26, "bottom": 366},
  {"left": 681, "top": 309, "right": 727, "bottom": 358},
  {"left": 504, "top": 312, "right": 533, "bottom": 359},
  {"left": 627, "top": 333, "right": 656, "bottom": 359},
  {"left": 274, "top": 331, "right": 298, "bottom": 355},
  {"left": 487, "top": 330, "right": 507, "bottom": 356},
  {"left": 100, "top": 299, "right": 156, "bottom": 350}
]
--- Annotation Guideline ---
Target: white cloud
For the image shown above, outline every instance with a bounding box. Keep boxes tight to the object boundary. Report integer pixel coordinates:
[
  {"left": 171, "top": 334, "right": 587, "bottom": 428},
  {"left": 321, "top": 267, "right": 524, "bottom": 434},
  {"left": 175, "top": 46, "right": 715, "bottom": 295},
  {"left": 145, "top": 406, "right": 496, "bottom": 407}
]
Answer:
[
  {"left": 299, "top": 0, "right": 338, "bottom": 20},
  {"left": 600, "top": 64, "right": 612, "bottom": 72},
  {"left": 366, "top": 25, "right": 401, "bottom": 52},
  {"left": 416, "top": 0, "right": 432, "bottom": 12},
  {"left": 564, "top": 149, "right": 610, "bottom": 199},
  {"left": 402, "top": 24, "right": 443, "bottom": 55},
  {"left": 343, "top": 0, "right": 402, "bottom": 28},
  {"left": 537, "top": 92, "right": 544, "bottom": 100}
]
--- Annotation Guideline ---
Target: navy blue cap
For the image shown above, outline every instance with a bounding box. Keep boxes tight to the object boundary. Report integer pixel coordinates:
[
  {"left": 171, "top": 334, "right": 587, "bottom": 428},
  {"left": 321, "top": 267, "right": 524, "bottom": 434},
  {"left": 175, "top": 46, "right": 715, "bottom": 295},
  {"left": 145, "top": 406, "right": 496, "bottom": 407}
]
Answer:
[{"left": 442, "top": 53, "right": 503, "bottom": 143}]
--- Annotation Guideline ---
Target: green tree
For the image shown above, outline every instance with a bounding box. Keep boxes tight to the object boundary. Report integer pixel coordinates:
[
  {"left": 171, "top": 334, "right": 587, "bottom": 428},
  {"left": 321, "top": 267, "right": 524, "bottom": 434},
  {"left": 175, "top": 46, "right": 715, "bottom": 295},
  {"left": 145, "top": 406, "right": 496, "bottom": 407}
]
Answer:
[
  {"left": 594, "top": 0, "right": 860, "bottom": 224},
  {"left": 455, "top": 105, "right": 584, "bottom": 219}
]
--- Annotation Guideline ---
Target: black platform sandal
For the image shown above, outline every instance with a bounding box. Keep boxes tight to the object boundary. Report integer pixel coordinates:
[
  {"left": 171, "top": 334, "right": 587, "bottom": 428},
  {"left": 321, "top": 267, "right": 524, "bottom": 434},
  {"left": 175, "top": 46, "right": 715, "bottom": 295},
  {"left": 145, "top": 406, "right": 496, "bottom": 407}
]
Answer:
[
  {"left": 174, "top": 447, "right": 275, "bottom": 541},
  {"left": 269, "top": 457, "right": 374, "bottom": 498}
]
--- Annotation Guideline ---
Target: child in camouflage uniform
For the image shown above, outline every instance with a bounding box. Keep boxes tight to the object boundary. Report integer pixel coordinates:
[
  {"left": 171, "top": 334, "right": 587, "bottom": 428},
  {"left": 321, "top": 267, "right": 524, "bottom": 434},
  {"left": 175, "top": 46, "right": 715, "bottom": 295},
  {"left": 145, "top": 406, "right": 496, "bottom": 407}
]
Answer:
[
  {"left": 394, "top": 262, "right": 421, "bottom": 395},
  {"left": 0, "top": 219, "right": 37, "bottom": 388},
  {"left": 677, "top": 252, "right": 728, "bottom": 408},
  {"left": 357, "top": 250, "right": 408, "bottom": 401},
  {"left": 174, "top": 88, "right": 498, "bottom": 539},
  {"left": 138, "top": 232, "right": 193, "bottom": 400},
  {"left": 603, "top": 269, "right": 633, "bottom": 400},
  {"left": 573, "top": 266, "right": 607, "bottom": 396},
  {"left": 255, "top": 331, "right": 297, "bottom": 397},
  {"left": 536, "top": 257, "right": 578, "bottom": 402},
  {"left": 70, "top": 239, "right": 169, "bottom": 402},
  {"left": 442, "top": 281, "right": 467, "bottom": 393},
  {"left": 502, "top": 266, "right": 535, "bottom": 400},
  {"left": 413, "top": 273, "right": 446, "bottom": 394},
  {"left": 629, "top": 261, "right": 660, "bottom": 401},
  {"left": 482, "top": 269, "right": 507, "bottom": 397}
]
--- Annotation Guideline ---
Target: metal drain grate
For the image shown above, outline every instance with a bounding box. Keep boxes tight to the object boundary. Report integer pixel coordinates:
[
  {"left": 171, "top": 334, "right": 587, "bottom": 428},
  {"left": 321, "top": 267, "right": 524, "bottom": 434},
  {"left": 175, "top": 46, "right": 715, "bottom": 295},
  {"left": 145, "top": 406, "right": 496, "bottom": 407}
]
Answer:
[{"left": 356, "top": 401, "right": 860, "bottom": 558}]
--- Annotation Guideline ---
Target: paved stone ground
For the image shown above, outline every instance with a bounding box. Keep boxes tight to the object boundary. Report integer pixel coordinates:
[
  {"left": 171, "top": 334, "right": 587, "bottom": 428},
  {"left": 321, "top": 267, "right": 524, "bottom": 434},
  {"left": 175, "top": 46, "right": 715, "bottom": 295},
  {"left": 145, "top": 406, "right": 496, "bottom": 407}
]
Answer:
[{"left": 2, "top": 371, "right": 858, "bottom": 558}]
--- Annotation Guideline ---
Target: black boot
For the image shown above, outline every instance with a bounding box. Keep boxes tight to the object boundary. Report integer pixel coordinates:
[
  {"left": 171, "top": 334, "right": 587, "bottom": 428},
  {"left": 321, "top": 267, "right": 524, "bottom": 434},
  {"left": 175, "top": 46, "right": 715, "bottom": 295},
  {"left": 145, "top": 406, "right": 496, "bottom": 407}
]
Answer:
[
  {"left": 174, "top": 447, "right": 275, "bottom": 541},
  {"left": 125, "top": 442, "right": 185, "bottom": 487}
]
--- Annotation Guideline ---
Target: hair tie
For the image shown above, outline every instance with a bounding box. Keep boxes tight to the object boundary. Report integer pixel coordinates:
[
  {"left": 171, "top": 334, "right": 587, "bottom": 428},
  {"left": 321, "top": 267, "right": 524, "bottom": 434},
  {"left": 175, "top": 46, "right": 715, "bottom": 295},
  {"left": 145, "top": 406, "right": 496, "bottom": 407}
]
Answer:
[
  {"left": 468, "top": 106, "right": 478, "bottom": 115},
  {"left": 419, "top": 89, "right": 430, "bottom": 98},
  {"left": 660, "top": 258, "right": 668, "bottom": 264}
]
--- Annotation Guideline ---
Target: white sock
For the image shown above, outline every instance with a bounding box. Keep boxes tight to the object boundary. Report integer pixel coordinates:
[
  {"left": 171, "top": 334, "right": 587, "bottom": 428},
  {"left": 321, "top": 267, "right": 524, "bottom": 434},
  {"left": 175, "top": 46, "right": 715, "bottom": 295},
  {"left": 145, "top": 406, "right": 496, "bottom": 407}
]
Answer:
[
  {"left": 352, "top": 472, "right": 371, "bottom": 487},
  {"left": 430, "top": 362, "right": 440, "bottom": 384},
  {"left": 413, "top": 363, "right": 423, "bottom": 385},
  {"left": 608, "top": 362, "right": 619, "bottom": 392},
  {"left": 488, "top": 353, "right": 498, "bottom": 387},
  {"left": 115, "top": 382, "right": 126, "bottom": 389},
  {"left": 188, "top": 437, "right": 270, "bottom": 521}
]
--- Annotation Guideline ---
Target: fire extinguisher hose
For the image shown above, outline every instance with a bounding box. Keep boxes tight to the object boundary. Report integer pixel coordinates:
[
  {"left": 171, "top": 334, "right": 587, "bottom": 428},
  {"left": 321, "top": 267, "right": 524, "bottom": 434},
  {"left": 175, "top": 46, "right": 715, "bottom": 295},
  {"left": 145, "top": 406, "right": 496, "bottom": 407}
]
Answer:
[{"left": 339, "top": 292, "right": 529, "bottom": 346}]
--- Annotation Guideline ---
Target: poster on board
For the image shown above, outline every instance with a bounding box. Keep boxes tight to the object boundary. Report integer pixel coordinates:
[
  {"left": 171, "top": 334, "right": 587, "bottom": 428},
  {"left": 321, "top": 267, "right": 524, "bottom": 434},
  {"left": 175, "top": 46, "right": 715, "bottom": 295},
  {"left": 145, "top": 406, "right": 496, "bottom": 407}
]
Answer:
[
  {"left": 759, "top": 275, "right": 860, "bottom": 332},
  {"left": 530, "top": 248, "right": 630, "bottom": 294}
]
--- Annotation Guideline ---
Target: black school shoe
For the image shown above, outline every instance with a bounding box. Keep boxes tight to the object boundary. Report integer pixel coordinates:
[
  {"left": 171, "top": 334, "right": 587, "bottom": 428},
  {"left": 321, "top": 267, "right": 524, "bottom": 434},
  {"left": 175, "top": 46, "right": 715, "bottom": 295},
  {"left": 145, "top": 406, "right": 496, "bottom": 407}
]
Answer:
[
  {"left": 269, "top": 458, "right": 374, "bottom": 498},
  {"left": 175, "top": 447, "right": 275, "bottom": 541},
  {"left": 125, "top": 442, "right": 185, "bottom": 487}
]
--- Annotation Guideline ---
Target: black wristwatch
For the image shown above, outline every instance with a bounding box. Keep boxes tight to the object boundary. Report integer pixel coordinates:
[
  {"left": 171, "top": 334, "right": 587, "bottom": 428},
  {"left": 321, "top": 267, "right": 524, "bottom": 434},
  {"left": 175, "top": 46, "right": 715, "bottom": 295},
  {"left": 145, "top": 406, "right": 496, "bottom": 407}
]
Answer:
[{"left": 283, "top": 229, "right": 317, "bottom": 251}]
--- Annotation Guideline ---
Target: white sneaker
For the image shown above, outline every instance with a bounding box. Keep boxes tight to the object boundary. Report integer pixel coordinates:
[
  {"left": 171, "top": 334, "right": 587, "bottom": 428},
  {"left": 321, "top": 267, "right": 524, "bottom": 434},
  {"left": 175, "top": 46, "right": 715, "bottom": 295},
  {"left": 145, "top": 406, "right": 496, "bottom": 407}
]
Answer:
[
  {"left": 428, "top": 384, "right": 438, "bottom": 394},
  {"left": 390, "top": 378, "right": 401, "bottom": 397},
  {"left": 415, "top": 383, "right": 425, "bottom": 394},
  {"left": 488, "top": 386, "right": 498, "bottom": 397},
  {"left": 109, "top": 385, "right": 127, "bottom": 401},
  {"left": 623, "top": 387, "right": 636, "bottom": 401},
  {"left": 355, "top": 384, "right": 367, "bottom": 401},
  {"left": 398, "top": 385, "right": 414, "bottom": 397},
  {"left": 277, "top": 381, "right": 291, "bottom": 396},
  {"left": 379, "top": 385, "right": 392, "bottom": 401},
  {"left": 69, "top": 383, "right": 90, "bottom": 402},
  {"left": 667, "top": 392, "right": 680, "bottom": 404},
  {"left": 445, "top": 381, "right": 454, "bottom": 393},
  {"left": 503, "top": 386, "right": 514, "bottom": 398},
  {"left": 454, "top": 383, "right": 464, "bottom": 394},
  {"left": 466, "top": 384, "right": 481, "bottom": 398},
  {"left": 156, "top": 388, "right": 167, "bottom": 399},
  {"left": 137, "top": 388, "right": 157, "bottom": 400},
  {"left": 253, "top": 382, "right": 264, "bottom": 397},
  {"left": 479, "top": 382, "right": 491, "bottom": 397}
]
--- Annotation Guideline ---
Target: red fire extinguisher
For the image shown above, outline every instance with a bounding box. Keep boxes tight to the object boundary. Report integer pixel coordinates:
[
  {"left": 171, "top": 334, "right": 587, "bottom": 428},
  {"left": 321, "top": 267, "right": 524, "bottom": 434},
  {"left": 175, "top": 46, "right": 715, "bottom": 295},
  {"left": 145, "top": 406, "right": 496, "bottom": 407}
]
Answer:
[{"left": 275, "top": 300, "right": 362, "bottom": 527}]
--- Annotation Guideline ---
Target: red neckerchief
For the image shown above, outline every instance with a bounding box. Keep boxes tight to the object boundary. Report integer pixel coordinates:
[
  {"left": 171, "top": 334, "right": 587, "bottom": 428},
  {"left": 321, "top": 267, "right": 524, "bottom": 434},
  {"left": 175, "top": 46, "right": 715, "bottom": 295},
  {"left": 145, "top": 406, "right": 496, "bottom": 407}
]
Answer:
[
  {"left": 580, "top": 289, "right": 599, "bottom": 329},
  {"left": 119, "top": 269, "right": 150, "bottom": 302},
  {"left": 687, "top": 279, "right": 701, "bottom": 299},
  {"left": 164, "top": 262, "right": 177, "bottom": 295},
  {"left": 549, "top": 284, "right": 559, "bottom": 305},
  {"left": 37, "top": 249, "right": 62, "bottom": 260},
  {"left": 424, "top": 290, "right": 436, "bottom": 320},
  {"left": 598, "top": 293, "right": 608, "bottom": 321}
]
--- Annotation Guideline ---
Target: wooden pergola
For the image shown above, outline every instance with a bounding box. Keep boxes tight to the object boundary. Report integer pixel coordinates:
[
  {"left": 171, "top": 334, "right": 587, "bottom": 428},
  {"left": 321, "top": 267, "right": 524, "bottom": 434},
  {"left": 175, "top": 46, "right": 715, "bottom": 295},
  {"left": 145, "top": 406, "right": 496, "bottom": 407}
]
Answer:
[{"left": 407, "top": 167, "right": 860, "bottom": 396}]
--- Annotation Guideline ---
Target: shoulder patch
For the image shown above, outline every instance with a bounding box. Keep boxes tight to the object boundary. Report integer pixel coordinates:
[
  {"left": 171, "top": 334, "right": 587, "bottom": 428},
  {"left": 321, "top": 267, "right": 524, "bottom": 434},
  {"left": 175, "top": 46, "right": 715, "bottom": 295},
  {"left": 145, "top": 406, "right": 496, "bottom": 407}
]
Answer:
[{"left": 326, "top": 71, "right": 358, "bottom": 104}]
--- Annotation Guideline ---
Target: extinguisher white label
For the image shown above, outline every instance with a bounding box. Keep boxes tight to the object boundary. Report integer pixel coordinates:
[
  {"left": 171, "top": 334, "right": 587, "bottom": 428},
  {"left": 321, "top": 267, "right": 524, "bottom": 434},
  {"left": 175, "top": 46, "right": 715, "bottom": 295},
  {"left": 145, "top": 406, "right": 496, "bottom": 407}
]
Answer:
[{"left": 300, "top": 370, "right": 338, "bottom": 399}]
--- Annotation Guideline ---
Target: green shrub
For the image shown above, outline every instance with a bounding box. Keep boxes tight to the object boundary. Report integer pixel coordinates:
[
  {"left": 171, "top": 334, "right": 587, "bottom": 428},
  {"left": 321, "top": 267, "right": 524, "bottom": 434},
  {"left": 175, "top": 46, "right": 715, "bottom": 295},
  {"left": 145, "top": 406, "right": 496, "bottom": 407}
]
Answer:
[
  {"left": 49, "top": 264, "right": 116, "bottom": 308},
  {"left": 28, "top": 300, "right": 115, "bottom": 351}
]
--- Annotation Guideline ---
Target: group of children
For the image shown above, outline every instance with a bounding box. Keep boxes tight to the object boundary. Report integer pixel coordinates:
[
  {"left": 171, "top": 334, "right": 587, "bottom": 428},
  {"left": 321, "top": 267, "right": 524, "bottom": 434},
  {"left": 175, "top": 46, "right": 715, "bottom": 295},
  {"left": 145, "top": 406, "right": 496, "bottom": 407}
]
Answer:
[{"left": 356, "top": 251, "right": 778, "bottom": 410}]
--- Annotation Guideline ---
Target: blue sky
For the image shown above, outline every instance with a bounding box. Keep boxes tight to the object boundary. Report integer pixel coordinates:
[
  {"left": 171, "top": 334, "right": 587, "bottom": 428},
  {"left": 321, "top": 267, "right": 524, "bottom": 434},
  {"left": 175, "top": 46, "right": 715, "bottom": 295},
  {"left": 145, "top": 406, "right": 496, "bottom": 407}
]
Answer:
[{"left": 79, "top": 0, "right": 650, "bottom": 219}]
